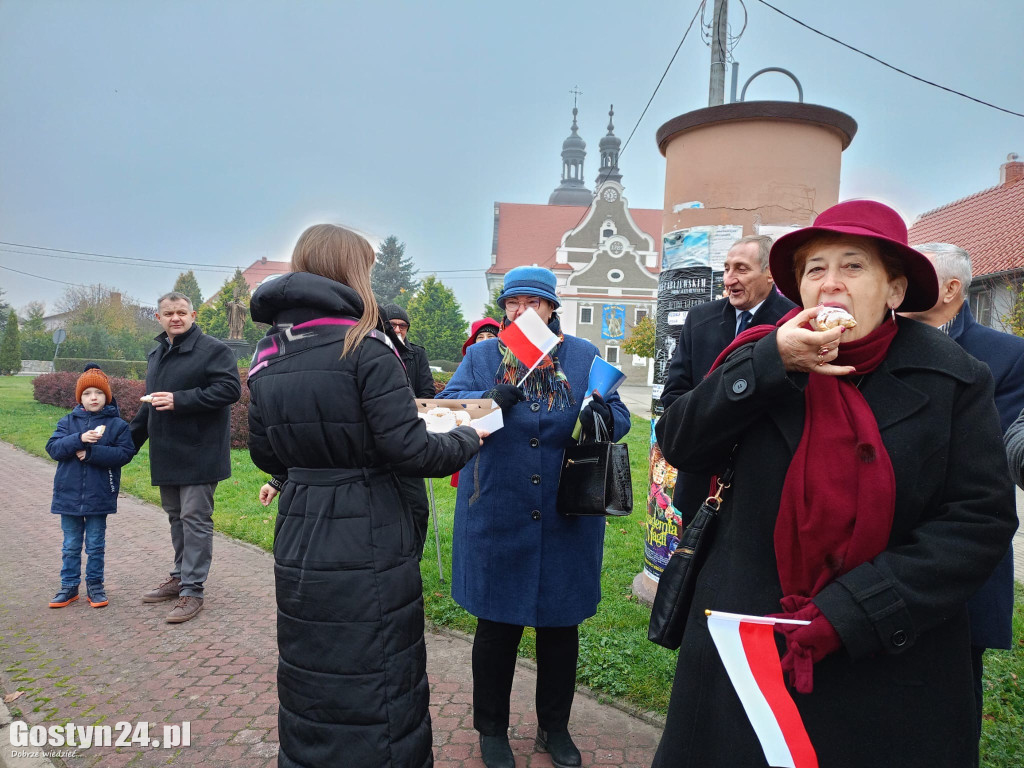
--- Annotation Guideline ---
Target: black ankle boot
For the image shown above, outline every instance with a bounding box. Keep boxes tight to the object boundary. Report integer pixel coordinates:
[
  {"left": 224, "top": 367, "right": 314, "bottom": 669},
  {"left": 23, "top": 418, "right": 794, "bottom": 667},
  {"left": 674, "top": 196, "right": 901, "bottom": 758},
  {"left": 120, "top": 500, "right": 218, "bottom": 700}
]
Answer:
[
  {"left": 537, "top": 727, "right": 581, "bottom": 768},
  {"left": 479, "top": 733, "right": 514, "bottom": 768}
]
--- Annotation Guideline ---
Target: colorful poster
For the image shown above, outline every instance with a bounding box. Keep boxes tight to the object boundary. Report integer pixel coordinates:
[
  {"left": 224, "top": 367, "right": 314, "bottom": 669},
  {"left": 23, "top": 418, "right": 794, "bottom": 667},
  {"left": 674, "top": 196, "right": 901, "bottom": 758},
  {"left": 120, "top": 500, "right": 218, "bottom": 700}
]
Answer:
[
  {"left": 663, "top": 228, "right": 711, "bottom": 270},
  {"left": 644, "top": 425, "right": 682, "bottom": 581},
  {"left": 601, "top": 305, "right": 626, "bottom": 340}
]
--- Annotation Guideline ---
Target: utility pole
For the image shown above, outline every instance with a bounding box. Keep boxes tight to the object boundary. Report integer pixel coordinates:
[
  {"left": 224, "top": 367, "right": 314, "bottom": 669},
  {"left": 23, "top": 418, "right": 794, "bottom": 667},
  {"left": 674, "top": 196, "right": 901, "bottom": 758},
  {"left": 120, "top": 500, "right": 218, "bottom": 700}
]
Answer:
[{"left": 708, "top": 0, "right": 728, "bottom": 106}]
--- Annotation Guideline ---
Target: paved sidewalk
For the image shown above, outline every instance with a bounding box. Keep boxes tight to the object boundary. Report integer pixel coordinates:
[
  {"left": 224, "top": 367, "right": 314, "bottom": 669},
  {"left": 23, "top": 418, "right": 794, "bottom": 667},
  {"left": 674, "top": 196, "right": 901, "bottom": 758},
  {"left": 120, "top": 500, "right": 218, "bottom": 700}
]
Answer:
[{"left": 0, "top": 443, "right": 661, "bottom": 767}]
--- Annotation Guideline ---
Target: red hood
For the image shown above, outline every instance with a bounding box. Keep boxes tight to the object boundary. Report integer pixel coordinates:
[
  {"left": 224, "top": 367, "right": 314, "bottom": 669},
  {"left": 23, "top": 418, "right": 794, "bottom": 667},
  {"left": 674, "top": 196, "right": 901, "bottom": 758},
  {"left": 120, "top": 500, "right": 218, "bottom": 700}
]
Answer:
[{"left": 463, "top": 318, "right": 501, "bottom": 356}]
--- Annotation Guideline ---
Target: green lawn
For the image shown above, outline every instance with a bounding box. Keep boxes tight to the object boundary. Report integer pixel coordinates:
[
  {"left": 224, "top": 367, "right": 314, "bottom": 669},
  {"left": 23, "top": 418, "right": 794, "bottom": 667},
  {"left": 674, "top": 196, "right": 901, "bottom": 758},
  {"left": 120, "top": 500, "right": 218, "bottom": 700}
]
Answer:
[{"left": 2, "top": 376, "right": 1021, "bottom": 765}]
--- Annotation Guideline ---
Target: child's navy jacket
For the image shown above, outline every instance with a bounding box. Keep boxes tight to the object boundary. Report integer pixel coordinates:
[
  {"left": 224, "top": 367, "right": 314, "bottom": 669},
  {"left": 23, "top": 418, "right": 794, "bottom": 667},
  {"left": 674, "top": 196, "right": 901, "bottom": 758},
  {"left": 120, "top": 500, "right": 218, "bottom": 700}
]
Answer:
[{"left": 46, "top": 403, "right": 135, "bottom": 516}]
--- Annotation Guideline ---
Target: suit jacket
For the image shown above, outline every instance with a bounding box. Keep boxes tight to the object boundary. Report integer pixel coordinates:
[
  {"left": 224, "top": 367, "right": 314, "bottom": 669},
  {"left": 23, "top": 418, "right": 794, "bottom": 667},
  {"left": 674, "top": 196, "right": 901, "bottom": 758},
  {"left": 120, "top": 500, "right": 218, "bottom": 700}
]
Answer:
[
  {"left": 652, "top": 318, "right": 1017, "bottom": 768},
  {"left": 659, "top": 290, "right": 796, "bottom": 516},
  {"left": 949, "top": 303, "right": 1024, "bottom": 649}
]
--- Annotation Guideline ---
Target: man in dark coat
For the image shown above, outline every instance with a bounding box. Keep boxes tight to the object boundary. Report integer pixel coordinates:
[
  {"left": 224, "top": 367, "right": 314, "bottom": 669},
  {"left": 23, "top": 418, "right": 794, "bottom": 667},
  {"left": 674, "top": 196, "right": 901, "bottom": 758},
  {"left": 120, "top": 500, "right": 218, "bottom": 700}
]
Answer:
[
  {"left": 382, "top": 303, "right": 437, "bottom": 557},
  {"left": 659, "top": 235, "right": 796, "bottom": 518},
  {"left": 904, "top": 242, "right": 1024, "bottom": 737},
  {"left": 130, "top": 291, "right": 242, "bottom": 623}
]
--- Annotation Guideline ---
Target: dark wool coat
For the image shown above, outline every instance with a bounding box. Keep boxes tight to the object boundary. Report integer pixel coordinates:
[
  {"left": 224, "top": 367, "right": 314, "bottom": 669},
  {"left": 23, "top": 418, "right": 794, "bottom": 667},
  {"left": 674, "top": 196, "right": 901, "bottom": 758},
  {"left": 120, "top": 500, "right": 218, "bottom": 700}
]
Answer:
[
  {"left": 247, "top": 272, "right": 479, "bottom": 768},
  {"left": 47, "top": 404, "right": 134, "bottom": 516},
  {"left": 129, "top": 324, "right": 241, "bottom": 486},
  {"left": 438, "top": 335, "right": 631, "bottom": 627},
  {"left": 948, "top": 303, "right": 1024, "bottom": 649},
  {"left": 397, "top": 338, "right": 436, "bottom": 398},
  {"left": 652, "top": 319, "right": 1017, "bottom": 768},
  {"left": 659, "top": 291, "right": 796, "bottom": 519}
]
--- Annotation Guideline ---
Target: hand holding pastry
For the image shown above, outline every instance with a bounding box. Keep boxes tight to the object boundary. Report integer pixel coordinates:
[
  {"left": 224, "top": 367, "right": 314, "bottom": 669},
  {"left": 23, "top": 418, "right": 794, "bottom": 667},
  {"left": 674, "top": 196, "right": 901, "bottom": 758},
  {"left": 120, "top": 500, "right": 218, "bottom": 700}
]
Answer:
[{"left": 777, "top": 307, "right": 856, "bottom": 376}]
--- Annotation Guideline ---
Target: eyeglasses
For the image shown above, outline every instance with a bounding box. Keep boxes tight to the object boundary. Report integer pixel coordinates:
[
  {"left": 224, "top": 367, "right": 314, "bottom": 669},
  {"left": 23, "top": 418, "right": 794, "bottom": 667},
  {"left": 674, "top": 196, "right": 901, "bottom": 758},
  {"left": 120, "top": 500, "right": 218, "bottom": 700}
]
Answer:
[
  {"left": 389, "top": 321, "right": 409, "bottom": 331},
  {"left": 504, "top": 298, "right": 542, "bottom": 311}
]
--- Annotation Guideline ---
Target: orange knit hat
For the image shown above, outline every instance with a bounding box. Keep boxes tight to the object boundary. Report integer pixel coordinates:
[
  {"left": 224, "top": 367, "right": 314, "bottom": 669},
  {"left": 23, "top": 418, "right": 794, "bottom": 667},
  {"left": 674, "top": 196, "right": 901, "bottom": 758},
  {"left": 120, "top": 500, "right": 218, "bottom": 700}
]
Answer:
[{"left": 75, "top": 365, "right": 112, "bottom": 404}]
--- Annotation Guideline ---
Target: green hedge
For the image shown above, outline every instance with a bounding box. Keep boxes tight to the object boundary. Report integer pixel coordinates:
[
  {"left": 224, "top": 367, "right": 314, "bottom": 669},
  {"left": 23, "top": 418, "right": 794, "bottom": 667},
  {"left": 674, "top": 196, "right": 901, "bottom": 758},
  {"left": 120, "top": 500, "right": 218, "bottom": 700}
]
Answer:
[{"left": 54, "top": 358, "right": 148, "bottom": 379}]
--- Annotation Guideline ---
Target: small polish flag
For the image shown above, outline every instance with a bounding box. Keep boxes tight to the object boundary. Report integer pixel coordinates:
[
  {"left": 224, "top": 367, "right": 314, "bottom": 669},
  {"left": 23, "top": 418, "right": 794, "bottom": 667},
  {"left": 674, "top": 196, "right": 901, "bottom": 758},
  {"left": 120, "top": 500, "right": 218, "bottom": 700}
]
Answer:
[
  {"left": 706, "top": 610, "right": 818, "bottom": 768},
  {"left": 498, "top": 307, "right": 558, "bottom": 381}
]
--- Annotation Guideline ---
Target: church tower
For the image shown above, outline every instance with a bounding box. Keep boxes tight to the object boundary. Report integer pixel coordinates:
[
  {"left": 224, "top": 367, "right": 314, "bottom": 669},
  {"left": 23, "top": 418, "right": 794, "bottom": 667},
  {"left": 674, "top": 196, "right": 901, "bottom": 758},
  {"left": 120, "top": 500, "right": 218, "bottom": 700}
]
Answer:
[
  {"left": 548, "top": 105, "right": 593, "bottom": 206},
  {"left": 596, "top": 105, "right": 622, "bottom": 185}
]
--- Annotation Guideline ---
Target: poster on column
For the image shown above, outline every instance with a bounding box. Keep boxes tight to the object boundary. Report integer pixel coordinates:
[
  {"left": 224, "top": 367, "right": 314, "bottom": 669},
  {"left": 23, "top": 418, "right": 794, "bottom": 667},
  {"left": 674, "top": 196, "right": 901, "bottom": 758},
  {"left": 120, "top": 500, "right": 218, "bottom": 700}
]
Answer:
[{"left": 645, "top": 227, "right": 716, "bottom": 581}]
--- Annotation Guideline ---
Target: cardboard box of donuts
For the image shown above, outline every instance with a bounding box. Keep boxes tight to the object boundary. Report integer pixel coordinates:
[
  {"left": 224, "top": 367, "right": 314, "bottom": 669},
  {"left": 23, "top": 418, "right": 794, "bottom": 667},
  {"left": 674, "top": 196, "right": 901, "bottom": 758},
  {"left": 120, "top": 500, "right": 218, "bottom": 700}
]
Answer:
[{"left": 415, "top": 399, "right": 503, "bottom": 434}]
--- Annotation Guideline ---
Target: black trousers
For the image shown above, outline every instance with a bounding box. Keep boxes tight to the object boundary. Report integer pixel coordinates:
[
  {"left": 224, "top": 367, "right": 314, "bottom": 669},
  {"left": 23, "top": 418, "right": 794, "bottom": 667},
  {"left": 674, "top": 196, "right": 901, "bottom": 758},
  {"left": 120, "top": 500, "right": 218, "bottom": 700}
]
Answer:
[{"left": 472, "top": 618, "right": 579, "bottom": 736}]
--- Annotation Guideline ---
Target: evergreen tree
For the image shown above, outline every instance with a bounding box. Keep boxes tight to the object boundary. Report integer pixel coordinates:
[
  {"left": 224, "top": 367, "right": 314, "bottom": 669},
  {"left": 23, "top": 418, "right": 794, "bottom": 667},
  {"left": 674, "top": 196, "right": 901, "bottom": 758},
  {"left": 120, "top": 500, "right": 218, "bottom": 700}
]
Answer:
[
  {"left": 0, "top": 311, "right": 21, "bottom": 375},
  {"left": 371, "top": 236, "right": 420, "bottom": 305},
  {"left": 173, "top": 270, "right": 204, "bottom": 309},
  {"left": 0, "top": 287, "right": 10, "bottom": 336},
  {"left": 196, "top": 268, "right": 267, "bottom": 345},
  {"left": 482, "top": 287, "right": 504, "bottom": 323},
  {"left": 406, "top": 277, "right": 467, "bottom": 362},
  {"left": 18, "top": 302, "right": 52, "bottom": 360}
]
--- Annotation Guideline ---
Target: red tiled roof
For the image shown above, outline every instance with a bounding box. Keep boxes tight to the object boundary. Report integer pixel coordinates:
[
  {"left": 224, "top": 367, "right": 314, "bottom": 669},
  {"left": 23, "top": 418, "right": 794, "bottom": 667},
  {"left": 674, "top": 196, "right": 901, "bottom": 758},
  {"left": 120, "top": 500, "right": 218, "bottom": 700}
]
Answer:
[
  {"left": 489, "top": 202, "right": 662, "bottom": 276},
  {"left": 907, "top": 178, "right": 1024, "bottom": 278},
  {"left": 241, "top": 260, "right": 292, "bottom": 292}
]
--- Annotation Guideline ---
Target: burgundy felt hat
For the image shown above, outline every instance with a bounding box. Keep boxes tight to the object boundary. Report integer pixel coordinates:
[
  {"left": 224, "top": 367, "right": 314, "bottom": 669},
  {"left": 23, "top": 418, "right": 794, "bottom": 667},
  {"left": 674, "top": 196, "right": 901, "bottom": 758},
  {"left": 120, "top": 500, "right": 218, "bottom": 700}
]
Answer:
[{"left": 769, "top": 200, "right": 939, "bottom": 312}]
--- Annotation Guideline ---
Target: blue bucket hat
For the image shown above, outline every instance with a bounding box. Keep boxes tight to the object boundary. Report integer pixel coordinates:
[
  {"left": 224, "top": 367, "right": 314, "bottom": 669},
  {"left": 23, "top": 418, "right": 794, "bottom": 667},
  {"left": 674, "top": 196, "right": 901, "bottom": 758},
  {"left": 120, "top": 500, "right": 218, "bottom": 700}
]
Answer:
[{"left": 497, "top": 266, "right": 561, "bottom": 309}]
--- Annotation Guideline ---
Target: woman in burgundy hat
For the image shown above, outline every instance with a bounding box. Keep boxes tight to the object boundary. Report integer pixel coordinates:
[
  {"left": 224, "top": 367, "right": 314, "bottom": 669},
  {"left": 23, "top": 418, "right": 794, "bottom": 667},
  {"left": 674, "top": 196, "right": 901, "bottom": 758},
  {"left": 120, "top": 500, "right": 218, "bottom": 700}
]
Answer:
[{"left": 652, "top": 200, "right": 1017, "bottom": 767}]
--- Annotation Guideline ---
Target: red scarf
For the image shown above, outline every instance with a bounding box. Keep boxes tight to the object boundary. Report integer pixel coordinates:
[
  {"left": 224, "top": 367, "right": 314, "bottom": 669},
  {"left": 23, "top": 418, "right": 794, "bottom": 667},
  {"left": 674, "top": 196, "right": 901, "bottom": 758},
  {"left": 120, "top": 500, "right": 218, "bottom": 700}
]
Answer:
[{"left": 710, "top": 308, "right": 898, "bottom": 599}]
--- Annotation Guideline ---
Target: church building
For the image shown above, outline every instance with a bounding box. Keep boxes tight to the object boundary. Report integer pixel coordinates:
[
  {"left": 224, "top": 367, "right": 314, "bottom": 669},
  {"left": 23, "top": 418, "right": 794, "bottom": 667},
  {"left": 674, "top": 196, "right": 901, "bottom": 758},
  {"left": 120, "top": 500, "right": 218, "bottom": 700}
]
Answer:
[{"left": 487, "top": 106, "right": 662, "bottom": 375}]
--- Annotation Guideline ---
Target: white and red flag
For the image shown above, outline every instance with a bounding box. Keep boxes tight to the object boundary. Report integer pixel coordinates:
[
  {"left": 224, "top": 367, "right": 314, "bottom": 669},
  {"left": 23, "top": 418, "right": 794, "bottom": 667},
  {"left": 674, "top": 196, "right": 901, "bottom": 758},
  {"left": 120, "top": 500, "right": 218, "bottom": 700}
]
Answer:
[
  {"left": 706, "top": 610, "right": 818, "bottom": 768},
  {"left": 498, "top": 307, "right": 558, "bottom": 381}
]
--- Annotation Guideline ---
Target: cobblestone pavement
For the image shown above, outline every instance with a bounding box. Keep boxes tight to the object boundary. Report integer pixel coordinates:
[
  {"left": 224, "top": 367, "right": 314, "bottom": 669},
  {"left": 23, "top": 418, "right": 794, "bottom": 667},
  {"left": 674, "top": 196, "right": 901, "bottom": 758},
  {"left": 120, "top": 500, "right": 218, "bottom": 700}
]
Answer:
[{"left": 0, "top": 443, "right": 662, "bottom": 767}]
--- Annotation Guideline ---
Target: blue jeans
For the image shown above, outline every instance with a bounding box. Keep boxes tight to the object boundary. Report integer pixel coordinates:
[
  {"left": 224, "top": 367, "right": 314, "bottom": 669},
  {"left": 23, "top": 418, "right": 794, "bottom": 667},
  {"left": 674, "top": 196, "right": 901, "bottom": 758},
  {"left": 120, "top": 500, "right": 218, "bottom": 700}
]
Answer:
[{"left": 59, "top": 514, "right": 108, "bottom": 586}]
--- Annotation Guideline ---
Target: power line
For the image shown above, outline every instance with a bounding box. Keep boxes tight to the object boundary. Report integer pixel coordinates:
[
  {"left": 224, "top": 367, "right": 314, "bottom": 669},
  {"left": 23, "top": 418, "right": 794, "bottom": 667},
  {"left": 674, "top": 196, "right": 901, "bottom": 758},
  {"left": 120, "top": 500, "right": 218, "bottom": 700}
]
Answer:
[
  {"left": 569, "top": 0, "right": 707, "bottom": 237},
  {"left": 0, "top": 240, "right": 246, "bottom": 271},
  {"left": 0, "top": 247, "right": 237, "bottom": 274},
  {"left": 0, "top": 263, "right": 88, "bottom": 287},
  {"left": 756, "top": 0, "right": 1024, "bottom": 119}
]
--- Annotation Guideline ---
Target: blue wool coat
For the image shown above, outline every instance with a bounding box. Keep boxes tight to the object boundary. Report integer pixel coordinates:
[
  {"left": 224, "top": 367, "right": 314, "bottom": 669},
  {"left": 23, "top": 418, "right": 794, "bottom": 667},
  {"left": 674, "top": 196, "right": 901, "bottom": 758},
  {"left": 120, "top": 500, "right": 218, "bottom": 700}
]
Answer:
[
  {"left": 950, "top": 303, "right": 1024, "bottom": 649},
  {"left": 46, "top": 404, "right": 135, "bottom": 516},
  {"left": 438, "top": 334, "right": 631, "bottom": 627}
]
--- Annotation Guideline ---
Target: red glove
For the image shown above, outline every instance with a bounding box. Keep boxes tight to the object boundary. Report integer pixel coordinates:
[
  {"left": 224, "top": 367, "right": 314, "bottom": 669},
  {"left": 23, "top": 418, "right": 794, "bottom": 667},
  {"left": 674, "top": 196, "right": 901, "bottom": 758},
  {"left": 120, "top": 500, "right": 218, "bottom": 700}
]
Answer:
[{"left": 769, "top": 595, "right": 842, "bottom": 694}]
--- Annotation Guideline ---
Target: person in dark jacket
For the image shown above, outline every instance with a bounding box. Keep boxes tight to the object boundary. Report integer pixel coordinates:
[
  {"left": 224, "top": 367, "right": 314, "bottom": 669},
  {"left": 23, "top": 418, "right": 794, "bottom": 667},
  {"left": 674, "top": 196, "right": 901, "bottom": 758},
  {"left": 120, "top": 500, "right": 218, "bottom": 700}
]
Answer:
[
  {"left": 903, "top": 241, "right": 1024, "bottom": 740},
  {"left": 248, "top": 224, "right": 486, "bottom": 768},
  {"left": 653, "top": 201, "right": 1017, "bottom": 768},
  {"left": 46, "top": 365, "right": 135, "bottom": 609},
  {"left": 129, "top": 291, "right": 242, "bottom": 624},
  {"left": 381, "top": 303, "right": 437, "bottom": 557},
  {"left": 659, "top": 235, "right": 796, "bottom": 522},
  {"left": 383, "top": 303, "right": 435, "bottom": 397},
  {"left": 438, "top": 266, "right": 631, "bottom": 768}
]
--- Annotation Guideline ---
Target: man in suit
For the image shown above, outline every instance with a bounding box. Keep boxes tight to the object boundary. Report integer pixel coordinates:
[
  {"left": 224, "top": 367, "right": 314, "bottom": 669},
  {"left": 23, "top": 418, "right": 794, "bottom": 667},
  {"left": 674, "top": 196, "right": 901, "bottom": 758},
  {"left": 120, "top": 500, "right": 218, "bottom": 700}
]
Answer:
[
  {"left": 903, "top": 242, "right": 1024, "bottom": 741},
  {"left": 659, "top": 235, "right": 796, "bottom": 519}
]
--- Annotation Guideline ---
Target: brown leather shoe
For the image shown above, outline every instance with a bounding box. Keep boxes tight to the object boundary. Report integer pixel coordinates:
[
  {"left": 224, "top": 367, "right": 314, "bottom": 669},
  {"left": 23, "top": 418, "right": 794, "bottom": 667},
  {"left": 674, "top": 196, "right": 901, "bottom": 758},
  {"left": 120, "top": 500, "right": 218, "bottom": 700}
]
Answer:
[
  {"left": 142, "top": 576, "right": 181, "bottom": 603},
  {"left": 166, "top": 595, "right": 203, "bottom": 624}
]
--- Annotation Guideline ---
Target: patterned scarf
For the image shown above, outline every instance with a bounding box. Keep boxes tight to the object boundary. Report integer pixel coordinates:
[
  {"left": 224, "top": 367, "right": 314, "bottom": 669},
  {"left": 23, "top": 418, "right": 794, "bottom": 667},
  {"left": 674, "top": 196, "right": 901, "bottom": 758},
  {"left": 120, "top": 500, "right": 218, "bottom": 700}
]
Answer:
[{"left": 496, "top": 313, "right": 574, "bottom": 411}]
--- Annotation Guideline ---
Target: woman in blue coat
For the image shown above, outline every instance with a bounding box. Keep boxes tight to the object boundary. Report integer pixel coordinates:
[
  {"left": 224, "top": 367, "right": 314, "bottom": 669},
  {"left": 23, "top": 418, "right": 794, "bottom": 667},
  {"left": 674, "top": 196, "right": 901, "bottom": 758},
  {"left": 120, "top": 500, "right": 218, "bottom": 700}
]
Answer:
[{"left": 438, "top": 266, "right": 630, "bottom": 768}]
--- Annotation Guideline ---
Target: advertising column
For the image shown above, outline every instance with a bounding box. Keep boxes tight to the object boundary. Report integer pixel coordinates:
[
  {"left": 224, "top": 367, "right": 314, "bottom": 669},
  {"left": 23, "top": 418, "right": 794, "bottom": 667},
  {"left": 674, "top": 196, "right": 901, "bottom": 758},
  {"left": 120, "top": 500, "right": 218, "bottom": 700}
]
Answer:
[{"left": 643, "top": 224, "right": 741, "bottom": 582}]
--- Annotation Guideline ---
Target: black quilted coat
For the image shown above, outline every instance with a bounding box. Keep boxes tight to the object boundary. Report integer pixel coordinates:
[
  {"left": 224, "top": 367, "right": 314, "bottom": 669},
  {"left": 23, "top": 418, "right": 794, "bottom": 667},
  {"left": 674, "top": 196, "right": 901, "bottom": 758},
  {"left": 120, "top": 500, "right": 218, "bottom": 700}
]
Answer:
[{"left": 247, "top": 272, "right": 480, "bottom": 768}]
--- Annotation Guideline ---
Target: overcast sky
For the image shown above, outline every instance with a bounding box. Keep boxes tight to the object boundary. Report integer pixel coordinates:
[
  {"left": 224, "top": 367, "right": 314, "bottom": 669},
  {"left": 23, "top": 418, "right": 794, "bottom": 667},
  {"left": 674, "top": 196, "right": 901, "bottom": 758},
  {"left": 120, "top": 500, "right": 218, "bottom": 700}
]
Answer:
[{"left": 1, "top": 0, "right": 1021, "bottom": 319}]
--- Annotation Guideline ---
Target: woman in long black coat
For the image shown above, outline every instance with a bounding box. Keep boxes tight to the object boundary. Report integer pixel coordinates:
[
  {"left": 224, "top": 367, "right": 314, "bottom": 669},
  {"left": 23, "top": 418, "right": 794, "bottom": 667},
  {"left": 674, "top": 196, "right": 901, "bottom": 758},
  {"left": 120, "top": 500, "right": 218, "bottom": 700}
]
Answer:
[
  {"left": 652, "top": 201, "right": 1017, "bottom": 768},
  {"left": 247, "top": 224, "right": 484, "bottom": 768}
]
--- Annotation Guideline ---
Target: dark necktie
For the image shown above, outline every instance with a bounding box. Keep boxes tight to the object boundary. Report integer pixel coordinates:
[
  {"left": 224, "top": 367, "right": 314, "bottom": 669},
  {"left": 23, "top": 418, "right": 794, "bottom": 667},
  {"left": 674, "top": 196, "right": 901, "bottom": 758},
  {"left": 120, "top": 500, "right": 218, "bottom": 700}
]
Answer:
[{"left": 736, "top": 310, "right": 753, "bottom": 337}]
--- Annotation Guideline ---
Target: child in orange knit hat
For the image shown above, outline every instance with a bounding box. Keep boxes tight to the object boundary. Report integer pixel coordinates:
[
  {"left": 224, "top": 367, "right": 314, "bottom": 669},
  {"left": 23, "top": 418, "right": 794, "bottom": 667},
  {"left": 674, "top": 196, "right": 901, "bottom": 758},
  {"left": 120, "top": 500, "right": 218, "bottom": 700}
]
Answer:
[{"left": 45, "top": 364, "right": 135, "bottom": 608}]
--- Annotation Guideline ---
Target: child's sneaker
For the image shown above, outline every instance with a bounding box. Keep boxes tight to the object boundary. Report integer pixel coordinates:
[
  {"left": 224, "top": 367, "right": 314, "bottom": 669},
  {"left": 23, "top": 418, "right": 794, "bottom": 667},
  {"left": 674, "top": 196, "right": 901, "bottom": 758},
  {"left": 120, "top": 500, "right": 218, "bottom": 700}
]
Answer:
[
  {"left": 86, "top": 582, "right": 108, "bottom": 608},
  {"left": 49, "top": 585, "right": 79, "bottom": 608}
]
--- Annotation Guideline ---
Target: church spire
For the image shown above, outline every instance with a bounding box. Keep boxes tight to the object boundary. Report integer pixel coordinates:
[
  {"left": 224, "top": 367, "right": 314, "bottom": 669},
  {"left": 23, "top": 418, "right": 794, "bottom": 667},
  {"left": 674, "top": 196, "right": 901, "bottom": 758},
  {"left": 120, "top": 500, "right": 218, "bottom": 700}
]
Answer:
[
  {"left": 548, "top": 91, "right": 593, "bottom": 206},
  {"left": 596, "top": 104, "right": 622, "bottom": 185}
]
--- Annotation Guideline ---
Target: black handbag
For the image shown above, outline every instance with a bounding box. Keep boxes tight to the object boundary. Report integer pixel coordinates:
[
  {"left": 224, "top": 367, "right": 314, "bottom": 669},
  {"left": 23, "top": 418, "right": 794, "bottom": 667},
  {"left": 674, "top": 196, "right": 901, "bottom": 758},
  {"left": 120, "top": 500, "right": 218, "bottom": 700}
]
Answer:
[
  {"left": 556, "top": 412, "right": 632, "bottom": 517},
  {"left": 647, "top": 459, "right": 735, "bottom": 650}
]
